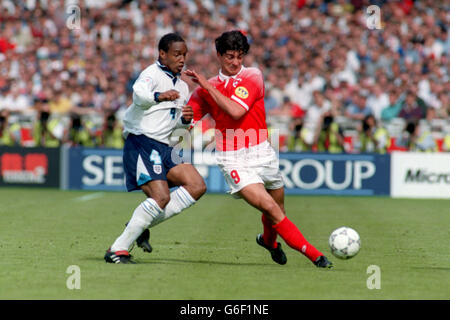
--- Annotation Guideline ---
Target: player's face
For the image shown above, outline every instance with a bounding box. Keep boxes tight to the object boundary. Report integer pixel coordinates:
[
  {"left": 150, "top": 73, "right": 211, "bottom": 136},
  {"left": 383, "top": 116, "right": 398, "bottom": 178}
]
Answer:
[
  {"left": 160, "top": 41, "right": 188, "bottom": 74},
  {"left": 218, "top": 50, "right": 244, "bottom": 76}
]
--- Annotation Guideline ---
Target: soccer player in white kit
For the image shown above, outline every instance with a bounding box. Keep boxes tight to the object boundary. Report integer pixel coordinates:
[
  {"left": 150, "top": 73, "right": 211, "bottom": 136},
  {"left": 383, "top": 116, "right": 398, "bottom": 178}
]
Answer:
[
  {"left": 104, "top": 33, "right": 206, "bottom": 264},
  {"left": 186, "top": 31, "right": 332, "bottom": 268}
]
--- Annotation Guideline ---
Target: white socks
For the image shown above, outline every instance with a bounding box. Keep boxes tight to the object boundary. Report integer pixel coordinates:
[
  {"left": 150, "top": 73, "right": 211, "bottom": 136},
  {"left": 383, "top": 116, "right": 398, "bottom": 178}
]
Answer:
[
  {"left": 110, "top": 187, "right": 196, "bottom": 252},
  {"left": 110, "top": 198, "right": 163, "bottom": 252},
  {"left": 149, "top": 186, "right": 196, "bottom": 228}
]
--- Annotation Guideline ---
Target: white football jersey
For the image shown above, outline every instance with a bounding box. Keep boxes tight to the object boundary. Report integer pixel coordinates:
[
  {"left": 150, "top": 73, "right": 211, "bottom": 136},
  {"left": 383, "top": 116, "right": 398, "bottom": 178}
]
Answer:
[{"left": 123, "top": 61, "right": 190, "bottom": 144}]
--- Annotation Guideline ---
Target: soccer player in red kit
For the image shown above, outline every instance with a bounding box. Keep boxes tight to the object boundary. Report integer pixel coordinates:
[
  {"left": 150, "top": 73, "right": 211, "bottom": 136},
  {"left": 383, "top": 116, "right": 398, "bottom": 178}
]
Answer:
[{"left": 185, "top": 30, "right": 333, "bottom": 268}]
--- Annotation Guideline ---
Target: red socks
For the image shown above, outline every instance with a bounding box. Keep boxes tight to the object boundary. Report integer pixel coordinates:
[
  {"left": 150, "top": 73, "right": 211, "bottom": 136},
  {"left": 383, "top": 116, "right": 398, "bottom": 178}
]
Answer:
[
  {"left": 272, "top": 216, "right": 323, "bottom": 262},
  {"left": 261, "top": 214, "right": 278, "bottom": 249}
]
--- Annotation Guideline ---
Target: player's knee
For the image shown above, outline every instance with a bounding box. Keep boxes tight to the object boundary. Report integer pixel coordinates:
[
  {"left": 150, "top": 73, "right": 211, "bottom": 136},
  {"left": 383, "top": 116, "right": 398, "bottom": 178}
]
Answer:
[
  {"left": 195, "top": 179, "right": 207, "bottom": 198},
  {"left": 152, "top": 192, "right": 170, "bottom": 209},
  {"left": 260, "top": 198, "right": 284, "bottom": 222},
  {"left": 261, "top": 200, "right": 278, "bottom": 215},
  {"left": 186, "top": 177, "right": 207, "bottom": 200}
]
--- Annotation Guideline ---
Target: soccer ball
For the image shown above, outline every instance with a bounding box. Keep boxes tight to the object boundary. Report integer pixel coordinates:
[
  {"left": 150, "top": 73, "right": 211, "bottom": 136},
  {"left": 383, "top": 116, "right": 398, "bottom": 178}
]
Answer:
[{"left": 329, "top": 227, "right": 361, "bottom": 259}]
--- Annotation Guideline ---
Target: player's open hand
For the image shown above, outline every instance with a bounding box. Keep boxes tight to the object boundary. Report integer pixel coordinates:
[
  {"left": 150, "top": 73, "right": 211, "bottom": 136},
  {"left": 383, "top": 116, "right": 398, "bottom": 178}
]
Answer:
[
  {"left": 184, "top": 69, "right": 211, "bottom": 90},
  {"left": 181, "top": 105, "right": 193, "bottom": 123},
  {"left": 158, "top": 89, "right": 180, "bottom": 101}
]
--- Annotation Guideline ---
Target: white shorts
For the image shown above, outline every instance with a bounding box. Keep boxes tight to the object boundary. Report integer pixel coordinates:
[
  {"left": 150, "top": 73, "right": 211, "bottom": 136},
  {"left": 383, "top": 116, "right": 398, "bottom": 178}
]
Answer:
[{"left": 215, "top": 140, "right": 284, "bottom": 196}]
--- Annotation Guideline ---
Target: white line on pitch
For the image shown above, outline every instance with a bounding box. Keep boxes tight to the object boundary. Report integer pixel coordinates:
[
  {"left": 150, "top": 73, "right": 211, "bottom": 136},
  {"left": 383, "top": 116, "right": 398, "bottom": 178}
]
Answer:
[{"left": 73, "top": 192, "right": 105, "bottom": 202}]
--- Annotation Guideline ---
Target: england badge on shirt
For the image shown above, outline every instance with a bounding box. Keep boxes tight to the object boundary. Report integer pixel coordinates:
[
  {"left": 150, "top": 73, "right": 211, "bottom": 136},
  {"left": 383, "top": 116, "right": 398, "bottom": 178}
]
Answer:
[{"left": 153, "top": 165, "right": 162, "bottom": 174}]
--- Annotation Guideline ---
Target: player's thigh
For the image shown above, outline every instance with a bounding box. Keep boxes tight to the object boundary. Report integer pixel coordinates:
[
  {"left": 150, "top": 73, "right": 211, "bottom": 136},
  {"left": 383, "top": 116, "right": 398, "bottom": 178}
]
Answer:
[
  {"left": 248, "top": 141, "right": 284, "bottom": 195},
  {"left": 218, "top": 162, "right": 262, "bottom": 196},
  {"left": 140, "top": 179, "right": 170, "bottom": 209},
  {"left": 166, "top": 163, "right": 206, "bottom": 200},
  {"left": 123, "top": 134, "right": 171, "bottom": 193},
  {"left": 238, "top": 183, "right": 285, "bottom": 224}
]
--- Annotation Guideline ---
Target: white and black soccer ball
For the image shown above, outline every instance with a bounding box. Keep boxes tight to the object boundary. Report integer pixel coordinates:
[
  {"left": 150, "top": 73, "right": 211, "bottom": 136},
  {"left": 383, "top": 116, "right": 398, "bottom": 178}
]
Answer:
[{"left": 329, "top": 226, "right": 361, "bottom": 259}]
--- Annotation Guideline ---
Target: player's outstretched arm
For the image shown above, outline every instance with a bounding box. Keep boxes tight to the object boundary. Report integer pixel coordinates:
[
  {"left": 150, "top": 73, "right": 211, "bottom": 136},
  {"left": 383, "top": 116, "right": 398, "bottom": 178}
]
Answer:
[{"left": 184, "top": 69, "right": 246, "bottom": 120}]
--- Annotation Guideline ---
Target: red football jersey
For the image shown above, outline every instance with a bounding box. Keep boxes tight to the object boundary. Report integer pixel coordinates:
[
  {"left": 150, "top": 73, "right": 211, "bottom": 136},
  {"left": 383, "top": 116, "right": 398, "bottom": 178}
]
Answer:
[{"left": 188, "top": 66, "right": 268, "bottom": 151}]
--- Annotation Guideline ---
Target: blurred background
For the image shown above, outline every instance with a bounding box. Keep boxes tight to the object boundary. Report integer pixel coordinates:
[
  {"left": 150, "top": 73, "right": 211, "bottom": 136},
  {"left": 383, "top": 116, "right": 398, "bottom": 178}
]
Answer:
[{"left": 0, "top": 0, "right": 449, "bottom": 153}]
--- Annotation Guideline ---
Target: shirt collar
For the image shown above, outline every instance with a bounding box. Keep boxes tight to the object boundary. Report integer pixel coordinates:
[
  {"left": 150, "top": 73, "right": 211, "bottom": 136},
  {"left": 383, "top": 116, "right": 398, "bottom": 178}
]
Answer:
[
  {"left": 157, "top": 60, "right": 180, "bottom": 83},
  {"left": 218, "top": 65, "right": 245, "bottom": 82}
]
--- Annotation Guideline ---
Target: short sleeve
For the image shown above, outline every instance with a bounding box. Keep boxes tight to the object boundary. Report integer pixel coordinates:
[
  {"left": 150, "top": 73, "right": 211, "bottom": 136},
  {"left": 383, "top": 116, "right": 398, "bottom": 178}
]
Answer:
[{"left": 230, "top": 69, "right": 264, "bottom": 112}]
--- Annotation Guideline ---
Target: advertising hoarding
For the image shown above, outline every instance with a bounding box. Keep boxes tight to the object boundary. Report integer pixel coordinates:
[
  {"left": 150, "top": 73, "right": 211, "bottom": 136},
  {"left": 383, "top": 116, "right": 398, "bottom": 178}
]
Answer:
[{"left": 391, "top": 152, "right": 450, "bottom": 199}]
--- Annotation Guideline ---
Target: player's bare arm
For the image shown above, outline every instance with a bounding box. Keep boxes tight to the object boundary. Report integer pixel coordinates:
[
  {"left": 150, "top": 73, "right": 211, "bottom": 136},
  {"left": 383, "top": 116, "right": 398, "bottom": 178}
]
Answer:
[{"left": 184, "top": 69, "right": 246, "bottom": 120}]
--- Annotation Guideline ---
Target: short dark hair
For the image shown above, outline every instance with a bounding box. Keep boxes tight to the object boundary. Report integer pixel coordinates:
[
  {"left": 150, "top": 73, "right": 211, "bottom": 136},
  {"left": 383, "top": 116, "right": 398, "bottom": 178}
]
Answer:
[
  {"left": 215, "top": 30, "right": 250, "bottom": 55},
  {"left": 158, "top": 33, "right": 185, "bottom": 52}
]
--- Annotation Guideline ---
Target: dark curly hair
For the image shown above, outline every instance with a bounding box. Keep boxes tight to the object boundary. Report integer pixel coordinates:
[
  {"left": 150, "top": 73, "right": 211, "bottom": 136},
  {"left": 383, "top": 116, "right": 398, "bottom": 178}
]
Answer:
[{"left": 215, "top": 30, "right": 250, "bottom": 55}]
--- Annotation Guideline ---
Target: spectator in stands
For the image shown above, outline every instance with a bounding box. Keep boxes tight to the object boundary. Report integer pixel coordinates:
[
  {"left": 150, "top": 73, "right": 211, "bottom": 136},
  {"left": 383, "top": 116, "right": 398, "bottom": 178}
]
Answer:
[
  {"left": 299, "top": 91, "right": 331, "bottom": 150},
  {"left": 101, "top": 112, "right": 124, "bottom": 149},
  {"left": 435, "top": 92, "right": 449, "bottom": 119},
  {"left": 65, "top": 114, "right": 99, "bottom": 147},
  {"left": 442, "top": 133, "right": 450, "bottom": 152},
  {"left": 0, "top": 110, "right": 14, "bottom": 146},
  {"left": 398, "top": 90, "right": 426, "bottom": 122},
  {"left": 269, "top": 96, "right": 305, "bottom": 152},
  {"left": 366, "top": 84, "right": 390, "bottom": 121},
  {"left": 32, "top": 97, "right": 61, "bottom": 147},
  {"left": 49, "top": 89, "right": 72, "bottom": 115},
  {"left": 315, "top": 114, "right": 345, "bottom": 153},
  {"left": 1, "top": 86, "right": 32, "bottom": 114},
  {"left": 345, "top": 93, "right": 372, "bottom": 121},
  {"left": 264, "top": 88, "right": 279, "bottom": 114},
  {"left": 381, "top": 90, "right": 404, "bottom": 122},
  {"left": 358, "top": 114, "right": 390, "bottom": 154},
  {"left": 287, "top": 118, "right": 305, "bottom": 152},
  {"left": 0, "top": 109, "right": 22, "bottom": 146},
  {"left": 269, "top": 96, "right": 305, "bottom": 119},
  {"left": 398, "top": 121, "right": 437, "bottom": 152},
  {"left": 0, "top": 0, "right": 448, "bottom": 151},
  {"left": 33, "top": 109, "right": 61, "bottom": 148}
]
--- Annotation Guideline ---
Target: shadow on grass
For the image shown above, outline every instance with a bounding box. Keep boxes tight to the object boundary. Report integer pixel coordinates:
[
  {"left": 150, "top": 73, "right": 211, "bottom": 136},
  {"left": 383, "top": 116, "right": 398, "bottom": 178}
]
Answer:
[
  {"left": 410, "top": 266, "right": 450, "bottom": 271},
  {"left": 82, "top": 255, "right": 284, "bottom": 268},
  {"left": 138, "top": 257, "right": 275, "bottom": 267}
]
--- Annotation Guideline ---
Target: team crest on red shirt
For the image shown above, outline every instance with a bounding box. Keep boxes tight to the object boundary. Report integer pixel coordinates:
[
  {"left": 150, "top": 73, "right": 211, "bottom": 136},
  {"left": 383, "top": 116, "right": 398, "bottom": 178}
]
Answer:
[{"left": 235, "top": 86, "right": 249, "bottom": 99}]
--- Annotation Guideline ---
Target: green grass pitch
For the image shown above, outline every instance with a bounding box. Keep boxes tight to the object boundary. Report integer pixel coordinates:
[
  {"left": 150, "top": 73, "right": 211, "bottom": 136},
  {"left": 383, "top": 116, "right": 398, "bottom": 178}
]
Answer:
[{"left": 0, "top": 187, "right": 448, "bottom": 300}]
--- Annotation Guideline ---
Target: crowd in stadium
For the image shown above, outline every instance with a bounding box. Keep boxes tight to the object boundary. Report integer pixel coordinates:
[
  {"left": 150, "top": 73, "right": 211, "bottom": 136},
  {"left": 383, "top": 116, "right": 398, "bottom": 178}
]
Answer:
[{"left": 0, "top": 0, "right": 449, "bottom": 152}]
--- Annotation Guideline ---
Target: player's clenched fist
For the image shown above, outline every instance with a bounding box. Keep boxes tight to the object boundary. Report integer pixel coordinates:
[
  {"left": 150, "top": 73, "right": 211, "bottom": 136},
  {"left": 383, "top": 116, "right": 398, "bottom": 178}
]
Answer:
[
  {"left": 181, "top": 105, "right": 193, "bottom": 123},
  {"left": 158, "top": 89, "right": 180, "bottom": 101}
]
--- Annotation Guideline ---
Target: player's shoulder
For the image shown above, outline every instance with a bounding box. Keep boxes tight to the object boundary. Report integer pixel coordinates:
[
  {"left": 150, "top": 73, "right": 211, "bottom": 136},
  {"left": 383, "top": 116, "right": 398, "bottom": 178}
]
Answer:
[
  {"left": 240, "top": 67, "right": 264, "bottom": 89},
  {"left": 241, "top": 67, "right": 263, "bottom": 79},
  {"left": 138, "top": 63, "right": 160, "bottom": 78},
  {"left": 240, "top": 67, "right": 264, "bottom": 85}
]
